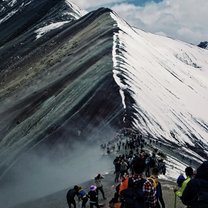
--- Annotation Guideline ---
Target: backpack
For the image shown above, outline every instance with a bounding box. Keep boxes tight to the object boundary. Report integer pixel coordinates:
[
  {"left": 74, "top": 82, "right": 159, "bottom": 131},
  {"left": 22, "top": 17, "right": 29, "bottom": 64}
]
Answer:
[
  {"left": 121, "top": 177, "right": 146, "bottom": 208},
  {"left": 147, "top": 176, "right": 161, "bottom": 199},
  {"left": 177, "top": 174, "right": 185, "bottom": 187},
  {"left": 78, "top": 189, "right": 87, "bottom": 198},
  {"left": 147, "top": 176, "right": 158, "bottom": 188}
]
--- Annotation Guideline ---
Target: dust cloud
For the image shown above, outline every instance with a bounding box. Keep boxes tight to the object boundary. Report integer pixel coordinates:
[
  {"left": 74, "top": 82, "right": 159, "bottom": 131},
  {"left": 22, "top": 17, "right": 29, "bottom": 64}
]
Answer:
[{"left": 0, "top": 139, "right": 114, "bottom": 208}]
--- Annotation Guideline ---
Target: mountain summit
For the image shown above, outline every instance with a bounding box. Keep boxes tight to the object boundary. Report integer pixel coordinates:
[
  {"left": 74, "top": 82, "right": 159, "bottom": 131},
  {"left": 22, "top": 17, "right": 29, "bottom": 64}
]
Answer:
[{"left": 0, "top": 0, "right": 208, "bottom": 182}]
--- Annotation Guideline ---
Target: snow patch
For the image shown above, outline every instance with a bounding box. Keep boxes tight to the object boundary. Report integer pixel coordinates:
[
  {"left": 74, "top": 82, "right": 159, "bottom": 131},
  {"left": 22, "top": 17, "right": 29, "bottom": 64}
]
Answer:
[
  {"left": 0, "top": 9, "right": 18, "bottom": 24},
  {"left": 8, "top": 0, "right": 17, "bottom": 7},
  {"left": 112, "top": 31, "right": 127, "bottom": 110},
  {"left": 65, "top": 0, "right": 87, "bottom": 17},
  {"left": 63, "top": 11, "right": 80, "bottom": 19},
  {"left": 35, "top": 21, "right": 69, "bottom": 39}
]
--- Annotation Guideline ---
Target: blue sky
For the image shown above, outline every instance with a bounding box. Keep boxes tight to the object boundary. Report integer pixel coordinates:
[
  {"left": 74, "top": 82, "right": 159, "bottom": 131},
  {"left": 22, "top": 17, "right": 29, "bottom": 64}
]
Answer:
[
  {"left": 125, "top": 0, "right": 162, "bottom": 6},
  {"left": 76, "top": 0, "right": 208, "bottom": 44}
]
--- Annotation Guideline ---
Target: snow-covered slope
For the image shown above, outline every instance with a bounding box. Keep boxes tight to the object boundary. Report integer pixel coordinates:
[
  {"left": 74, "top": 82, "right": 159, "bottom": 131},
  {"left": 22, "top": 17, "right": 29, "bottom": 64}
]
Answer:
[{"left": 111, "top": 12, "right": 208, "bottom": 151}]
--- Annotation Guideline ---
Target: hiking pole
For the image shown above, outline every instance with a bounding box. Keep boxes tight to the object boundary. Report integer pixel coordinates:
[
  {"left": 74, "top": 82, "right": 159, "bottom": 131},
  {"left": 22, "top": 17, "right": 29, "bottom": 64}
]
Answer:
[{"left": 174, "top": 193, "right": 177, "bottom": 208}]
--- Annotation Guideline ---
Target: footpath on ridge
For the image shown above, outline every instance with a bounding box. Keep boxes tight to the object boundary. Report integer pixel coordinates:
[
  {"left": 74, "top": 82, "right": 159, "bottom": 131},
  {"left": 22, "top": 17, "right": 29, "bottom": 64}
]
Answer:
[{"left": 11, "top": 170, "right": 186, "bottom": 208}]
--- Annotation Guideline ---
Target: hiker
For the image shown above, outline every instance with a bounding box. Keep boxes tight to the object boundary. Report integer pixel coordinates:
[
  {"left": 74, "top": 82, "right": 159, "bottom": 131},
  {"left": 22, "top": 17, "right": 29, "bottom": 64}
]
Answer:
[
  {"left": 120, "top": 157, "right": 157, "bottom": 208},
  {"left": 181, "top": 161, "right": 208, "bottom": 208},
  {"left": 88, "top": 185, "right": 100, "bottom": 208},
  {"left": 77, "top": 186, "right": 88, "bottom": 208},
  {"left": 66, "top": 185, "right": 79, "bottom": 208},
  {"left": 120, "top": 159, "right": 128, "bottom": 177},
  {"left": 145, "top": 154, "right": 151, "bottom": 177},
  {"left": 95, "top": 174, "right": 106, "bottom": 200},
  {"left": 158, "top": 159, "right": 166, "bottom": 175},
  {"left": 109, "top": 183, "right": 121, "bottom": 208},
  {"left": 107, "top": 147, "right": 110, "bottom": 154},
  {"left": 145, "top": 153, "right": 156, "bottom": 177},
  {"left": 119, "top": 174, "right": 129, "bottom": 194},
  {"left": 113, "top": 157, "right": 121, "bottom": 183},
  {"left": 174, "top": 166, "right": 193, "bottom": 198},
  {"left": 148, "top": 167, "right": 165, "bottom": 208}
]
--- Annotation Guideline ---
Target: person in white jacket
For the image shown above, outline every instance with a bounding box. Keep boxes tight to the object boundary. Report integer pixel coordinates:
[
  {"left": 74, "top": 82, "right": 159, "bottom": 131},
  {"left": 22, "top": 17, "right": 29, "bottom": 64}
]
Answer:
[{"left": 94, "top": 174, "right": 106, "bottom": 200}]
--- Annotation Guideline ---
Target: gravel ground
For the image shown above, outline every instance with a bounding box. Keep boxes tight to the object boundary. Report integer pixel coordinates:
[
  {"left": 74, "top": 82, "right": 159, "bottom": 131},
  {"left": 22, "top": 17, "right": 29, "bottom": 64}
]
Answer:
[{"left": 11, "top": 170, "right": 186, "bottom": 208}]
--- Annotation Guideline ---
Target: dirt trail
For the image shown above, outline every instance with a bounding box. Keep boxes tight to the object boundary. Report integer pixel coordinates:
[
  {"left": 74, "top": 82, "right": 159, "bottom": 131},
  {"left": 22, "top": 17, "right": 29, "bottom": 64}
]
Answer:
[
  {"left": 11, "top": 136, "right": 189, "bottom": 208},
  {"left": 11, "top": 170, "right": 186, "bottom": 208}
]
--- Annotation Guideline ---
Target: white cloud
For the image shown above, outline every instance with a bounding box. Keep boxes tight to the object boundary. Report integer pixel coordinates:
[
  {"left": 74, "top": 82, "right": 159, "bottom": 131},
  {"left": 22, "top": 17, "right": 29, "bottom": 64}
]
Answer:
[
  {"left": 111, "top": 0, "right": 208, "bottom": 44},
  {"left": 71, "top": 0, "right": 123, "bottom": 10},
  {"left": 74, "top": 0, "right": 208, "bottom": 44}
]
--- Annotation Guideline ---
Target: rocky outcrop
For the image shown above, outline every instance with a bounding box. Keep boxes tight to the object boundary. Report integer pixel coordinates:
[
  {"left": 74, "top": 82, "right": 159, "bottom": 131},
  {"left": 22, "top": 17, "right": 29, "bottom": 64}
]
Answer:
[{"left": 198, "top": 41, "right": 208, "bottom": 49}]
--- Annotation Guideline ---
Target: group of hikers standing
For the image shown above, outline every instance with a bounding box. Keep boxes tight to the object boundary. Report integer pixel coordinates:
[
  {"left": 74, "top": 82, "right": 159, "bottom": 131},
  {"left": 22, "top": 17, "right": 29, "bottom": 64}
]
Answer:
[
  {"left": 110, "top": 153, "right": 166, "bottom": 208},
  {"left": 107, "top": 129, "right": 208, "bottom": 208},
  {"left": 110, "top": 158, "right": 208, "bottom": 208},
  {"left": 66, "top": 173, "right": 106, "bottom": 208},
  {"left": 113, "top": 151, "right": 166, "bottom": 183}
]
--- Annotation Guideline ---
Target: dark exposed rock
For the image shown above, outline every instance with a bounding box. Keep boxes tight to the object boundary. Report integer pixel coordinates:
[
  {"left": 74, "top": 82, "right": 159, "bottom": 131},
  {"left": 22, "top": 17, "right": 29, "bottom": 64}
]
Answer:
[{"left": 197, "top": 41, "right": 208, "bottom": 49}]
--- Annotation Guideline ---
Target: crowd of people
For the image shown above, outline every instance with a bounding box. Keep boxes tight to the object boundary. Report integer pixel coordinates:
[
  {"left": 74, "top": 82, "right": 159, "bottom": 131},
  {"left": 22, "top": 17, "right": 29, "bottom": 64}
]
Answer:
[
  {"left": 66, "top": 129, "right": 208, "bottom": 208},
  {"left": 109, "top": 132, "right": 167, "bottom": 208}
]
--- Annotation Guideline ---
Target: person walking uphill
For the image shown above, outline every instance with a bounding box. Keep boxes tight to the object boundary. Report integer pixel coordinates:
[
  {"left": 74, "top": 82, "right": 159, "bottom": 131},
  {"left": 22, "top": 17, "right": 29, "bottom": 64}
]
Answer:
[
  {"left": 120, "top": 157, "right": 157, "bottom": 208},
  {"left": 88, "top": 185, "right": 100, "bottom": 208},
  {"left": 148, "top": 167, "right": 165, "bottom": 208},
  {"left": 174, "top": 166, "right": 193, "bottom": 198},
  {"left": 66, "top": 185, "right": 79, "bottom": 208},
  {"left": 95, "top": 173, "right": 106, "bottom": 200},
  {"left": 181, "top": 161, "right": 208, "bottom": 208}
]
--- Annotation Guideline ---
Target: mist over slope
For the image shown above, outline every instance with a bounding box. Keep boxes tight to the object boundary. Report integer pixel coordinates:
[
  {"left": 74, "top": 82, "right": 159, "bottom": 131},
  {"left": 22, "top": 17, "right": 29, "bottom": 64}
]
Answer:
[{"left": 0, "top": 0, "right": 208, "bottom": 207}]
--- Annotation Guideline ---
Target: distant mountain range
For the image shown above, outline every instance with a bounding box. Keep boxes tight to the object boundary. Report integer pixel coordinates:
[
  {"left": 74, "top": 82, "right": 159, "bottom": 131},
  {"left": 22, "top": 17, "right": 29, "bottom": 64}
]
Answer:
[{"left": 0, "top": 0, "right": 208, "bottom": 180}]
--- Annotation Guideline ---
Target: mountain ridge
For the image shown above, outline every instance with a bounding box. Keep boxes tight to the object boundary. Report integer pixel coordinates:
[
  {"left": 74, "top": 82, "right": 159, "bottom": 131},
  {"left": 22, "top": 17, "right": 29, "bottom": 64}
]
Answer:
[
  {"left": 0, "top": 2, "right": 208, "bottom": 207},
  {"left": 1, "top": 0, "right": 208, "bottom": 178},
  {"left": 0, "top": 7, "right": 126, "bottom": 178}
]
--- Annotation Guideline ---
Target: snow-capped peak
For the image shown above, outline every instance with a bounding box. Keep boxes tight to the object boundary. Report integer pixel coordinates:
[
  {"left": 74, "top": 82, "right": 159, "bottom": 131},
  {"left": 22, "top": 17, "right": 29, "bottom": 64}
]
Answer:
[{"left": 65, "top": 0, "right": 87, "bottom": 17}]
